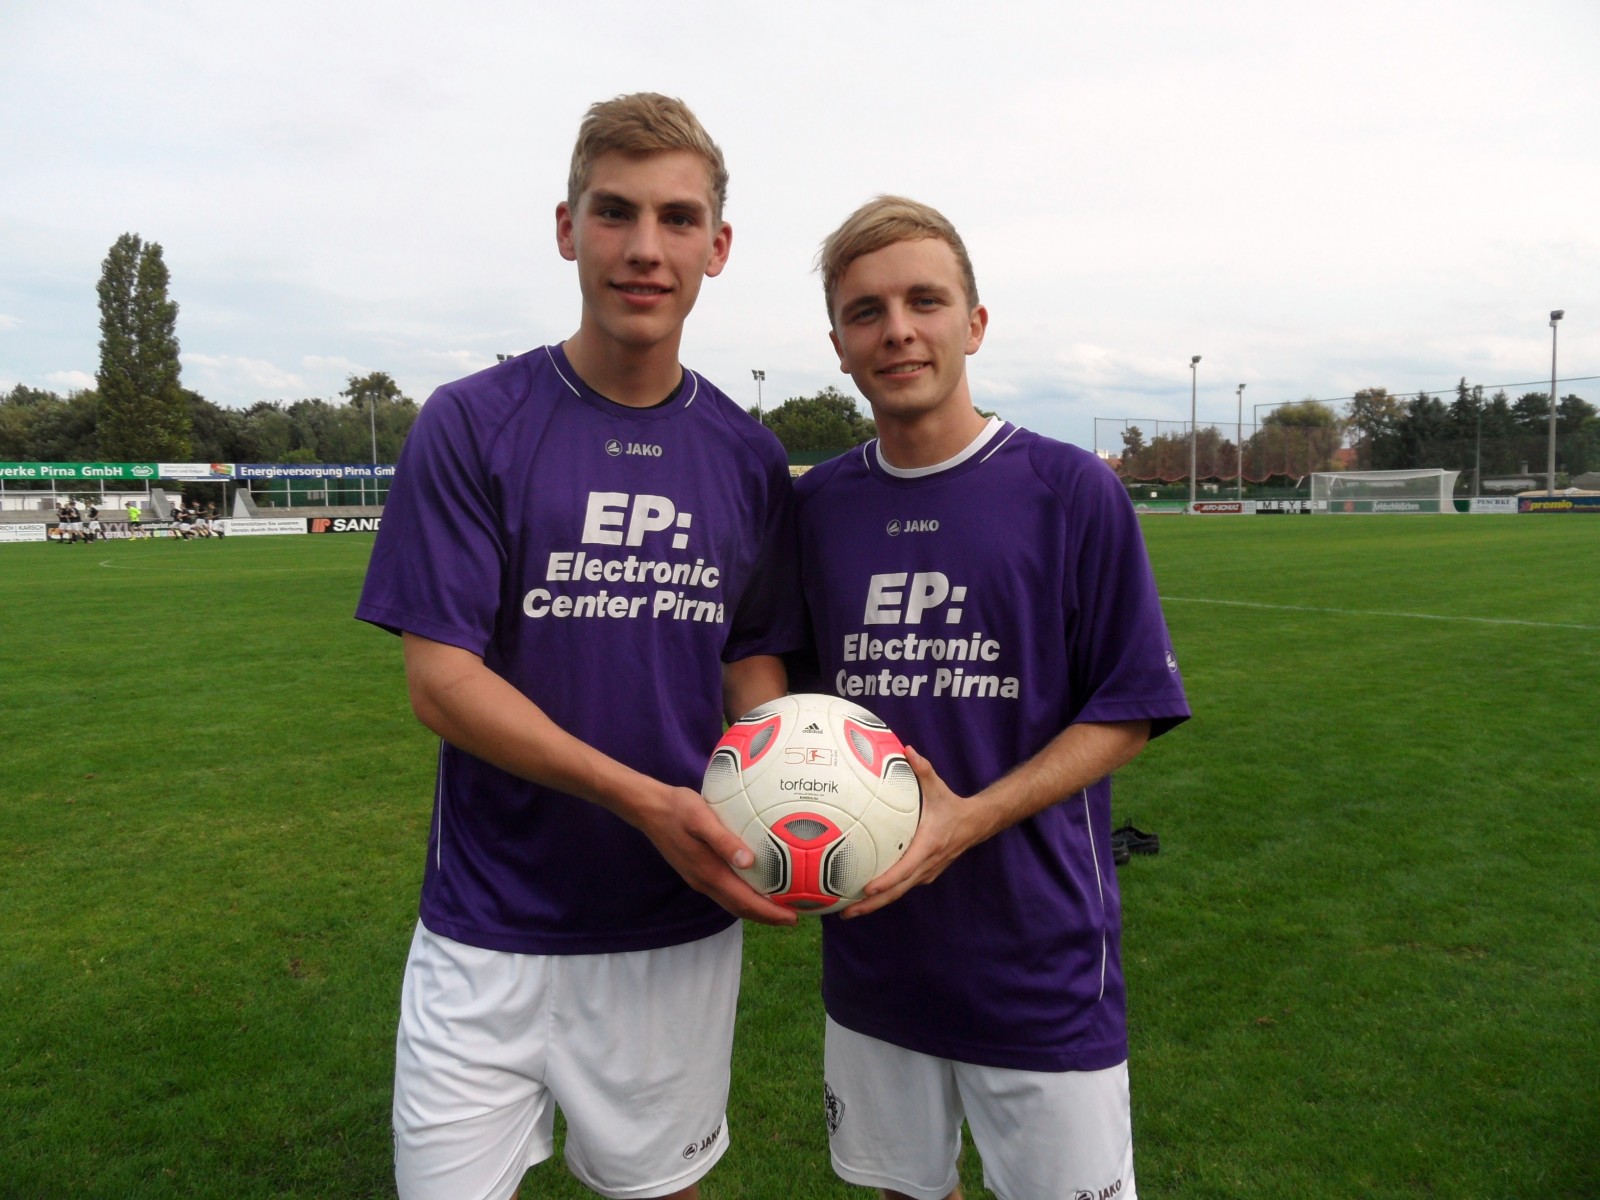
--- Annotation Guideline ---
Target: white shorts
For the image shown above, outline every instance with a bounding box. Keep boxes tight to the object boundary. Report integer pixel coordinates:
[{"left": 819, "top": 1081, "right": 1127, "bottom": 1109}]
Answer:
[
  {"left": 823, "top": 1017, "right": 1136, "bottom": 1200},
  {"left": 394, "top": 921, "right": 742, "bottom": 1200}
]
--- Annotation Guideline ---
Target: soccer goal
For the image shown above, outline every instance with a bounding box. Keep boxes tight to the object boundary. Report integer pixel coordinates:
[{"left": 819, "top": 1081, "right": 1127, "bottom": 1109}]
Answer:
[{"left": 1309, "top": 469, "right": 1461, "bottom": 514}]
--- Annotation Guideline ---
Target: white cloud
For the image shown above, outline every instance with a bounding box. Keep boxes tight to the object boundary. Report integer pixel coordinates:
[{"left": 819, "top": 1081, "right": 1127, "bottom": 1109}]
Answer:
[
  {"left": 46, "top": 370, "right": 95, "bottom": 392},
  {"left": 183, "top": 354, "right": 305, "bottom": 400},
  {"left": 1, "top": 0, "right": 1596, "bottom": 448}
]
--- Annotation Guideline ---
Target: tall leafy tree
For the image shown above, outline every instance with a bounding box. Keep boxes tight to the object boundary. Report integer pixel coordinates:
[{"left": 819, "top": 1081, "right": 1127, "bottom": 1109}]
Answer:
[
  {"left": 341, "top": 371, "right": 416, "bottom": 462},
  {"left": 1512, "top": 391, "right": 1552, "bottom": 432},
  {"left": 1120, "top": 425, "right": 1146, "bottom": 461},
  {"left": 185, "top": 390, "right": 247, "bottom": 462},
  {"left": 1448, "top": 378, "right": 1485, "bottom": 440},
  {"left": 21, "top": 390, "right": 102, "bottom": 462},
  {"left": 757, "top": 387, "right": 875, "bottom": 453},
  {"left": 96, "top": 233, "right": 190, "bottom": 460},
  {"left": 1244, "top": 399, "right": 1341, "bottom": 479},
  {"left": 1346, "top": 387, "right": 1403, "bottom": 469},
  {"left": 239, "top": 402, "right": 295, "bottom": 462}
]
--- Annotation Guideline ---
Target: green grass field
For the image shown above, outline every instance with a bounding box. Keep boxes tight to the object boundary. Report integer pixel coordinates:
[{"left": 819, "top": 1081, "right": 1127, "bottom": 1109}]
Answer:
[{"left": 2, "top": 518, "right": 1596, "bottom": 1199}]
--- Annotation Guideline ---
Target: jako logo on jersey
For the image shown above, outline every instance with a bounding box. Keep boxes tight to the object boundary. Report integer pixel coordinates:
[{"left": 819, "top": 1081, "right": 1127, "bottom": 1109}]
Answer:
[
  {"left": 605, "top": 438, "right": 664, "bottom": 458},
  {"left": 886, "top": 518, "right": 938, "bottom": 536}
]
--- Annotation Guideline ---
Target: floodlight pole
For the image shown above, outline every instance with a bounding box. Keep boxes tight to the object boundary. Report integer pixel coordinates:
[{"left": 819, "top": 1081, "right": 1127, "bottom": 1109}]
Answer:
[
  {"left": 1547, "top": 310, "right": 1563, "bottom": 497},
  {"left": 752, "top": 369, "right": 766, "bottom": 425},
  {"left": 369, "top": 398, "right": 378, "bottom": 466},
  {"left": 1188, "top": 356, "right": 1201, "bottom": 511},
  {"left": 1236, "top": 383, "right": 1245, "bottom": 501}
]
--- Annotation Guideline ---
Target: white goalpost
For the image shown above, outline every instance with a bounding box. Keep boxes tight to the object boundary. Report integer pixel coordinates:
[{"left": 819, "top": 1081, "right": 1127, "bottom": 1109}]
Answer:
[{"left": 1309, "top": 469, "right": 1461, "bottom": 514}]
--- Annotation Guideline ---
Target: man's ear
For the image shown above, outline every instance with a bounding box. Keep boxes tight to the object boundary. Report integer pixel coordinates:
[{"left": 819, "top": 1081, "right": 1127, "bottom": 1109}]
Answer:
[
  {"left": 966, "top": 304, "right": 989, "bottom": 355},
  {"left": 703, "top": 221, "right": 733, "bottom": 279},
  {"left": 555, "top": 201, "right": 577, "bottom": 262}
]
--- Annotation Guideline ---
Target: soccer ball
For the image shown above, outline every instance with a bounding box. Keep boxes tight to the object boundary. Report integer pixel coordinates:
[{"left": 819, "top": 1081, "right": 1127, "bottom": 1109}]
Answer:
[{"left": 702, "top": 693, "right": 921, "bottom": 914}]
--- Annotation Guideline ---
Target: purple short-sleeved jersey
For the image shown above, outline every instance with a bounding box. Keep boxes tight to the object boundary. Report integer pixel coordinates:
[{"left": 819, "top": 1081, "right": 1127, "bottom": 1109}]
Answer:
[
  {"left": 795, "top": 422, "right": 1190, "bottom": 1071},
  {"left": 357, "top": 345, "right": 804, "bottom": 955}
]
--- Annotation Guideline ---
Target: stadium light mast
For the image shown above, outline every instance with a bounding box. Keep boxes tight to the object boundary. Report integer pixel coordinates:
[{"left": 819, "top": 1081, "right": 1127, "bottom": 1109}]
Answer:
[
  {"left": 1547, "top": 310, "right": 1564, "bottom": 497},
  {"left": 1188, "top": 356, "right": 1201, "bottom": 511},
  {"left": 752, "top": 368, "right": 766, "bottom": 425},
  {"left": 1236, "top": 383, "right": 1245, "bottom": 501}
]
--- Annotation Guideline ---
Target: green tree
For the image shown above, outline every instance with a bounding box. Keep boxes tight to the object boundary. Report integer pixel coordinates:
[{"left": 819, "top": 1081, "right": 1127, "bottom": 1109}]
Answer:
[
  {"left": 23, "top": 390, "right": 102, "bottom": 462},
  {"left": 1245, "top": 399, "right": 1341, "bottom": 479},
  {"left": 285, "top": 398, "right": 342, "bottom": 459},
  {"left": 1120, "top": 425, "right": 1146, "bottom": 461},
  {"left": 1557, "top": 394, "right": 1599, "bottom": 475},
  {"left": 340, "top": 371, "right": 416, "bottom": 462},
  {"left": 1394, "top": 392, "right": 1447, "bottom": 465},
  {"left": 95, "top": 233, "right": 190, "bottom": 459},
  {"left": 0, "top": 384, "right": 62, "bottom": 461},
  {"left": 1448, "top": 378, "right": 1486, "bottom": 440},
  {"left": 1512, "top": 392, "right": 1551, "bottom": 432},
  {"left": 238, "top": 402, "right": 294, "bottom": 462},
  {"left": 1345, "top": 387, "right": 1403, "bottom": 469},
  {"left": 185, "top": 390, "right": 247, "bottom": 462},
  {"left": 758, "top": 387, "right": 875, "bottom": 453}
]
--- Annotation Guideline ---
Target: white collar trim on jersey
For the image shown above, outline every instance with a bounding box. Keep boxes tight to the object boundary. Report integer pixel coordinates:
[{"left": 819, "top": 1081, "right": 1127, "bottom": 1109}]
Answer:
[{"left": 876, "top": 416, "right": 1007, "bottom": 478}]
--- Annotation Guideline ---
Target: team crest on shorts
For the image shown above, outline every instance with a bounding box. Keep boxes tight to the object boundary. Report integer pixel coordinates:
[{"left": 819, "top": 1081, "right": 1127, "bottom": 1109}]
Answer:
[{"left": 824, "top": 1080, "right": 845, "bottom": 1136}]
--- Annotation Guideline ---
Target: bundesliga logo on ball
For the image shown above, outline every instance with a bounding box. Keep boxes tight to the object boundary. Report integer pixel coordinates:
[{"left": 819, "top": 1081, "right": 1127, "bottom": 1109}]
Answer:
[{"left": 702, "top": 694, "right": 921, "bottom": 914}]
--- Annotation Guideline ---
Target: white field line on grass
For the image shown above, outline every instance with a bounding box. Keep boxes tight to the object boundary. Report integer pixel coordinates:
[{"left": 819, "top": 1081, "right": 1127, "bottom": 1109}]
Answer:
[{"left": 1161, "top": 596, "right": 1600, "bottom": 632}]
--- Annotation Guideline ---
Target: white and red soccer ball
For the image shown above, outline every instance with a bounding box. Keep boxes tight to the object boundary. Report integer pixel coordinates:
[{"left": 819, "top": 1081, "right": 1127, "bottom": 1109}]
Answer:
[{"left": 702, "top": 693, "right": 921, "bottom": 914}]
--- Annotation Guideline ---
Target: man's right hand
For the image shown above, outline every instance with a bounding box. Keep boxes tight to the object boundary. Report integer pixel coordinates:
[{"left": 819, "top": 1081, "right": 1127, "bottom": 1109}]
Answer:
[{"left": 629, "top": 782, "right": 798, "bottom": 927}]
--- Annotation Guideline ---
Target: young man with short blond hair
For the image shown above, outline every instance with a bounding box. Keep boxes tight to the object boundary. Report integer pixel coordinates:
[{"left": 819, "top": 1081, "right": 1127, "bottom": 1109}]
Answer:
[
  {"left": 797, "top": 195, "right": 1190, "bottom": 1200},
  {"left": 358, "top": 93, "right": 802, "bottom": 1200}
]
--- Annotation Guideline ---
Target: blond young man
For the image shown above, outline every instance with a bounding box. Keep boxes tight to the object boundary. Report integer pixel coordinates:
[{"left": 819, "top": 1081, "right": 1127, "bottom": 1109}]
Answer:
[
  {"left": 358, "top": 94, "right": 802, "bottom": 1200},
  {"left": 794, "top": 197, "right": 1190, "bottom": 1200}
]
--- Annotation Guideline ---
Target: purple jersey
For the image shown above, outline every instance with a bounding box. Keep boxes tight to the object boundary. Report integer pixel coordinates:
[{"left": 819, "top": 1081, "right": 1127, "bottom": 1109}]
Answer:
[
  {"left": 795, "top": 422, "right": 1189, "bottom": 1071},
  {"left": 357, "top": 345, "right": 803, "bottom": 955}
]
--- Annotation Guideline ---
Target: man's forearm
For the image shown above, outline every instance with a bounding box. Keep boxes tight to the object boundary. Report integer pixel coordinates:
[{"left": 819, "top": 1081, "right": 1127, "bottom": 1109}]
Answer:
[
  {"left": 967, "top": 719, "right": 1151, "bottom": 844},
  {"left": 721, "top": 654, "right": 788, "bottom": 725},
  {"left": 402, "top": 632, "right": 660, "bottom": 818}
]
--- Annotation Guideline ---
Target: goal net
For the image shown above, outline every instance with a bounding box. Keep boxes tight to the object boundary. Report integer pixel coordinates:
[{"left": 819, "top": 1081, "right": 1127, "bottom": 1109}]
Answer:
[{"left": 1309, "top": 469, "right": 1461, "bottom": 514}]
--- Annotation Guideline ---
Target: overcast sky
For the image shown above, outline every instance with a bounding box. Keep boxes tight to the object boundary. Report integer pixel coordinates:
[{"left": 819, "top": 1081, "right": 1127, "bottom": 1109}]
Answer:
[{"left": 3, "top": 0, "right": 1597, "bottom": 454}]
